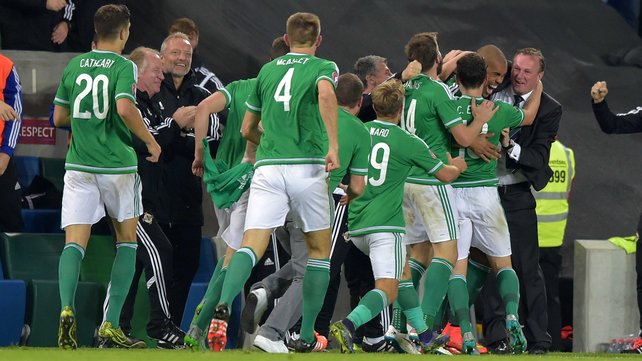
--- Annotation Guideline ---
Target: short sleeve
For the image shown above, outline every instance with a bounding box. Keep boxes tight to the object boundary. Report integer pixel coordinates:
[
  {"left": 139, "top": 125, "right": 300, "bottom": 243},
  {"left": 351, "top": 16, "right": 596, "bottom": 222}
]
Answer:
[
  {"left": 437, "top": 100, "right": 464, "bottom": 129},
  {"left": 316, "top": 60, "right": 339, "bottom": 88},
  {"left": 349, "top": 124, "right": 371, "bottom": 176},
  {"left": 410, "top": 135, "right": 445, "bottom": 175},
  {"left": 499, "top": 101, "right": 525, "bottom": 128},
  {"left": 245, "top": 74, "right": 262, "bottom": 114},
  {"left": 220, "top": 81, "right": 236, "bottom": 109},
  {"left": 114, "top": 60, "right": 137, "bottom": 103}
]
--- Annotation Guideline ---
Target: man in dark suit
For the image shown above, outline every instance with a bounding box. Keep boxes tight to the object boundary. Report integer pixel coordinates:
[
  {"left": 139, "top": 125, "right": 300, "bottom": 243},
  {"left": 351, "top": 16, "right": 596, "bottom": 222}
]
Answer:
[{"left": 482, "top": 48, "right": 561, "bottom": 355}]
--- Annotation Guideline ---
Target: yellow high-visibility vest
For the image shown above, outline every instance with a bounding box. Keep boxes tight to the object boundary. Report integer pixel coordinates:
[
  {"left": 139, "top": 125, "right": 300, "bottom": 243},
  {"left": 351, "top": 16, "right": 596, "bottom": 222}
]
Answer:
[{"left": 533, "top": 140, "right": 576, "bottom": 248}]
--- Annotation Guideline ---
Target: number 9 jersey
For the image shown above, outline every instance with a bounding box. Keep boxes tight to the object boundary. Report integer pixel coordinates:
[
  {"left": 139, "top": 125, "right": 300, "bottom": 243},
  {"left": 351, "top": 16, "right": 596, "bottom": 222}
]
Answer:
[
  {"left": 348, "top": 120, "right": 445, "bottom": 237},
  {"left": 245, "top": 52, "right": 339, "bottom": 168},
  {"left": 54, "top": 49, "right": 138, "bottom": 174}
]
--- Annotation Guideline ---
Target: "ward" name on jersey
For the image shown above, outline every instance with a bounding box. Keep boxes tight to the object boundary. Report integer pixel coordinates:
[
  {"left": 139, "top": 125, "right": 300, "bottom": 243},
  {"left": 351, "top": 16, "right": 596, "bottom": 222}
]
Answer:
[{"left": 370, "top": 127, "right": 389, "bottom": 137}]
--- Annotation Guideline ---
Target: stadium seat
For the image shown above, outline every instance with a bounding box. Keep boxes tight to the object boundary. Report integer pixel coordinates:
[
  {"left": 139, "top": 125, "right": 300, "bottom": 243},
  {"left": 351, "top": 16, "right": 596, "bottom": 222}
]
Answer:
[
  {"left": 13, "top": 156, "right": 40, "bottom": 190},
  {"left": 192, "top": 236, "right": 217, "bottom": 283},
  {"left": 180, "top": 282, "right": 242, "bottom": 349},
  {"left": 26, "top": 280, "right": 100, "bottom": 347},
  {"left": 180, "top": 282, "right": 207, "bottom": 332},
  {"left": 79, "top": 235, "right": 115, "bottom": 291},
  {"left": 0, "top": 258, "right": 26, "bottom": 346},
  {"left": 0, "top": 233, "right": 65, "bottom": 282},
  {"left": 21, "top": 209, "right": 62, "bottom": 233},
  {"left": 39, "top": 157, "right": 66, "bottom": 192}
]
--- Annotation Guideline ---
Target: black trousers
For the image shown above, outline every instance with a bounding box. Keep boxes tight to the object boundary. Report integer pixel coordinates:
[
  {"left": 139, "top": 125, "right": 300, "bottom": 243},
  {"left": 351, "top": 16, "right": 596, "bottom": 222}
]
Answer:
[
  {"left": 315, "top": 193, "right": 384, "bottom": 340},
  {"left": 120, "top": 213, "right": 174, "bottom": 333},
  {"left": 0, "top": 157, "right": 23, "bottom": 232},
  {"left": 161, "top": 223, "right": 201, "bottom": 326},
  {"left": 482, "top": 183, "right": 551, "bottom": 350},
  {"left": 635, "top": 213, "right": 642, "bottom": 330},
  {"left": 539, "top": 246, "right": 562, "bottom": 351}
]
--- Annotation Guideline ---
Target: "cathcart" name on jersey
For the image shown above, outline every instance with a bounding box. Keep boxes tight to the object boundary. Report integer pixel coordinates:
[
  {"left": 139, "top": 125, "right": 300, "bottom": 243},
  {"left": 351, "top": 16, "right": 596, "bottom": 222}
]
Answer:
[
  {"left": 276, "top": 57, "right": 310, "bottom": 66},
  {"left": 80, "top": 58, "right": 115, "bottom": 68},
  {"left": 370, "top": 127, "right": 389, "bottom": 137}
]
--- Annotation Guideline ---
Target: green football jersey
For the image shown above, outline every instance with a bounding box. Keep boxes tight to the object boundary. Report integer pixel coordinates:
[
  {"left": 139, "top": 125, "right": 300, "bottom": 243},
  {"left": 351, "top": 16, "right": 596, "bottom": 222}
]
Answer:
[
  {"left": 54, "top": 49, "right": 138, "bottom": 174},
  {"left": 402, "top": 74, "right": 454, "bottom": 185},
  {"left": 348, "top": 120, "right": 445, "bottom": 236},
  {"left": 245, "top": 52, "right": 339, "bottom": 168},
  {"left": 437, "top": 95, "right": 524, "bottom": 187},
  {"left": 217, "top": 78, "right": 256, "bottom": 167},
  {"left": 328, "top": 108, "right": 371, "bottom": 190}
]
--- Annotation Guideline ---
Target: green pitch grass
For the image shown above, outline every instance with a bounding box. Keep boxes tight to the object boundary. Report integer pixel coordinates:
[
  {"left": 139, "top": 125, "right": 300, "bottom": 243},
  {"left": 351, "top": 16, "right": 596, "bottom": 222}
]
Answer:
[{"left": 0, "top": 348, "right": 640, "bottom": 361}]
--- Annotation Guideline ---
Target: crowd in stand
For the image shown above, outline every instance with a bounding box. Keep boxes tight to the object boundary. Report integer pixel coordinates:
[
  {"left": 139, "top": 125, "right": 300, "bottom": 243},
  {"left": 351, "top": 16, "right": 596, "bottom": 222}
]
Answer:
[{"left": 1, "top": 2, "right": 642, "bottom": 356}]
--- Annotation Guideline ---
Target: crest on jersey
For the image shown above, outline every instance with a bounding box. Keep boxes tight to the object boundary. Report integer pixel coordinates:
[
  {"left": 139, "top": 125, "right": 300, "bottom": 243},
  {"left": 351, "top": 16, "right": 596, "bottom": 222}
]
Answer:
[{"left": 332, "top": 71, "right": 338, "bottom": 83}]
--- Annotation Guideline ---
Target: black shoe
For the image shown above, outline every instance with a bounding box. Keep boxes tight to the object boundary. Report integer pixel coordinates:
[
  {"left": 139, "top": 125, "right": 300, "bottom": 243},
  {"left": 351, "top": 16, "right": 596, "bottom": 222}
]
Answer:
[
  {"left": 362, "top": 338, "right": 392, "bottom": 353},
  {"left": 148, "top": 319, "right": 186, "bottom": 349},
  {"left": 487, "top": 339, "right": 510, "bottom": 354},
  {"left": 214, "top": 304, "right": 230, "bottom": 323},
  {"left": 529, "top": 347, "right": 548, "bottom": 355},
  {"left": 241, "top": 288, "right": 268, "bottom": 333},
  {"left": 287, "top": 338, "right": 317, "bottom": 353}
]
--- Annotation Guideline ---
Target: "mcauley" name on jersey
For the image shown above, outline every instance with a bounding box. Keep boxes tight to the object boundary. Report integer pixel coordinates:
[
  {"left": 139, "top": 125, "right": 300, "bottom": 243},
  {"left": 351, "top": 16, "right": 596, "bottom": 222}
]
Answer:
[
  {"left": 80, "top": 58, "right": 115, "bottom": 68},
  {"left": 276, "top": 57, "right": 310, "bottom": 66}
]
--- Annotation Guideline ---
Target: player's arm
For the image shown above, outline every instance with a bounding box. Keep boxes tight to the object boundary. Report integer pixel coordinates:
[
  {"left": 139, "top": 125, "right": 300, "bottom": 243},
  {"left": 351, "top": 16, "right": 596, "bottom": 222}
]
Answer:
[
  {"left": 241, "top": 109, "right": 263, "bottom": 145},
  {"left": 318, "top": 79, "right": 339, "bottom": 171},
  {"left": 53, "top": 105, "right": 71, "bottom": 127},
  {"left": 346, "top": 174, "right": 365, "bottom": 201},
  {"left": 434, "top": 153, "right": 467, "bottom": 183},
  {"left": 117, "top": 98, "right": 160, "bottom": 162},
  {"left": 193, "top": 91, "right": 227, "bottom": 177},
  {"left": 521, "top": 80, "right": 543, "bottom": 126},
  {"left": 439, "top": 50, "right": 473, "bottom": 82},
  {"left": 449, "top": 99, "right": 498, "bottom": 147}
]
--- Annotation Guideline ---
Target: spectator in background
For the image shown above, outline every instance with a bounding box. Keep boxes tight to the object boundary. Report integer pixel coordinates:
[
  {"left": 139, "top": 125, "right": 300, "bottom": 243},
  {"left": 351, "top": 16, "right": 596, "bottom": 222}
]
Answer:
[
  {"left": 0, "top": 0, "right": 75, "bottom": 51},
  {"left": 117, "top": 47, "right": 190, "bottom": 349},
  {"left": 154, "top": 32, "right": 220, "bottom": 326},
  {"left": 65, "top": 0, "right": 127, "bottom": 52},
  {"left": 0, "top": 53, "right": 23, "bottom": 232},
  {"left": 169, "top": 18, "right": 225, "bottom": 93},
  {"left": 591, "top": 80, "right": 642, "bottom": 353},
  {"left": 534, "top": 139, "right": 575, "bottom": 352}
]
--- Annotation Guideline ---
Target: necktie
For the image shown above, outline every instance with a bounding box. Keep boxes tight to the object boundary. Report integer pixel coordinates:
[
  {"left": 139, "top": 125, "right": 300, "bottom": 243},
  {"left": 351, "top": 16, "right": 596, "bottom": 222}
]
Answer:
[{"left": 509, "top": 94, "right": 524, "bottom": 139}]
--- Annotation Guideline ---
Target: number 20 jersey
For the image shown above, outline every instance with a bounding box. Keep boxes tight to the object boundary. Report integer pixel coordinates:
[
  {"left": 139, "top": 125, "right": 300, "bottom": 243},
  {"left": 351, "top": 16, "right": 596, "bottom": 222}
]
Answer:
[
  {"left": 245, "top": 52, "right": 339, "bottom": 168},
  {"left": 348, "top": 120, "right": 445, "bottom": 237},
  {"left": 54, "top": 49, "right": 138, "bottom": 174}
]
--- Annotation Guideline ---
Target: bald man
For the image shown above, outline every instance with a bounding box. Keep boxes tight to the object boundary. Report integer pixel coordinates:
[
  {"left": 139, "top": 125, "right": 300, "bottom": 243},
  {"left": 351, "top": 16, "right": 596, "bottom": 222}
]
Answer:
[{"left": 477, "top": 45, "right": 508, "bottom": 99}]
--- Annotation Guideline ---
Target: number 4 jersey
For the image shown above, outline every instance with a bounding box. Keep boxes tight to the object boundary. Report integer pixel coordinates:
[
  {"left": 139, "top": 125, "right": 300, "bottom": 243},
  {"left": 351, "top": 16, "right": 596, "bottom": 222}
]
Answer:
[
  {"left": 348, "top": 120, "right": 445, "bottom": 237},
  {"left": 54, "top": 49, "right": 138, "bottom": 174},
  {"left": 245, "top": 52, "right": 339, "bottom": 168}
]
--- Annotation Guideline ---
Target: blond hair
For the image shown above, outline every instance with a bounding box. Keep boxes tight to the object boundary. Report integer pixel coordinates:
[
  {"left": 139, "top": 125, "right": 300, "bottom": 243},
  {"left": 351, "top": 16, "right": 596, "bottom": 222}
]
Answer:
[{"left": 371, "top": 79, "right": 405, "bottom": 118}]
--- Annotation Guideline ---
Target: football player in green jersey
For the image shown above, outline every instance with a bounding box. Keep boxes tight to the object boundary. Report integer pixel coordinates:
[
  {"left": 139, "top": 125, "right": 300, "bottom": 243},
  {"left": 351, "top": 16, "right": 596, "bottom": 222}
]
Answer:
[
  {"left": 184, "top": 37, "right": 289, "bottom": 351},
  {"left": 436, "top": 53, "right": 541, "bottom": 354},
  {"left": 208, "top": 13, "right": 340, "bottom": 352},
  {"left": 330, "top": 79, "right": 467, "bottom": 354},
  {"left": 52, "top": 4, "right": 160, "bottom": 349}
]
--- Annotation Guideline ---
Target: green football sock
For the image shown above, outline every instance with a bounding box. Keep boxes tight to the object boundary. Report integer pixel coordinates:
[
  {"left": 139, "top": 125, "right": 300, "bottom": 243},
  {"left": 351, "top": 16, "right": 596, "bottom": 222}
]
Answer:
[
  {"left": 397, "top": 279, "right": 427, "bottom": 334},
  {"left": 497, "top": 267, "right": 520, "bottom": 316},
  {"left": 300, "top": 258, "right": 330, "bottom": 343},
  {"left": 195, "top": 268, "right": 227, "bottom": 331},
  {"left": 391, "top": 301, "right": 407, "bottom": 333},
  {"left": 58, "top": 243, "right": 85, "bottom": 310},
  {"left": 346, "top": 289, "right": 388, "bottom": 329},
  {"left": 105, "top": 242, "right": 138, "bottom": 326},
  {"left": 447, "top": 274, "right": 472, "bottom": 334},
  {"left": 421, "top": 257, "right": 453, "bottom": 329},
  {"left": 219, "top": 248, "right": 257, "bottom": 307},
  {"left": 467, "top": 259, "right": 491, "bottom": 306},
  {"left": 192, "top": 256, "right": 226, "bottom": 325},
  {"left": 408, "top": 258, "right": 426, "bottom": 288}
]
